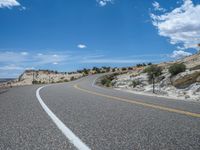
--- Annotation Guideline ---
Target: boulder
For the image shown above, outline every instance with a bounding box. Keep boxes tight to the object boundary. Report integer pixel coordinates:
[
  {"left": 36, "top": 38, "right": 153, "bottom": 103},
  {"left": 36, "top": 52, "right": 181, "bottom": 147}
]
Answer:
[{"left": 171, "top": 70, "right": 200, "bottom": 88}]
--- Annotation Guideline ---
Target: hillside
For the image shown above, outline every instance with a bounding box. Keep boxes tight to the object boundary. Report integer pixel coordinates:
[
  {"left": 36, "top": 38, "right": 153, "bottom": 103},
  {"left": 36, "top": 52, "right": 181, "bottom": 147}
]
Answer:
[
  {"left": 0, "top": 67, "right": 116, "bottom": 88},
  {"left": 109, "top": 53, "right": 200, "bottom": 101},
  {"left": 0, "top": 70, "right": 83, "bottom": 88}
]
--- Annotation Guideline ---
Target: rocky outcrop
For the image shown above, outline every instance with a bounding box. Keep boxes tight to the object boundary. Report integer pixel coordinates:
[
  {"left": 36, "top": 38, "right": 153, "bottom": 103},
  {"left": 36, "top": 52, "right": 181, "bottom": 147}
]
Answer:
[
  {"left": 1, "top": 70, "right": 83, "bottom": 87},
  {"left": 171, "top": 70, "right": 200, "bottom": 88}
]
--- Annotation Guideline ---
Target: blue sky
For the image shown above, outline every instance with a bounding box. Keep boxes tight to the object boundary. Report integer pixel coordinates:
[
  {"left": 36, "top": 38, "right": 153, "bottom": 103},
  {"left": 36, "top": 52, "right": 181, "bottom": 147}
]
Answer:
[{"left": 0, "top": 0, "right": 200, "bottom": 77}]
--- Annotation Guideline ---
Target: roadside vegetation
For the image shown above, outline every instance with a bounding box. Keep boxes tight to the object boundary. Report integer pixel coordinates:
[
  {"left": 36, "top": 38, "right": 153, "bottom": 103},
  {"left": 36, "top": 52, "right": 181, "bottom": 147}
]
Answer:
[
  {"left": 136, "top": 62, "right": 152, "bottom": 67},
  {"left": 143, "top": 65, "right": 162, "bottom": 83},
  {"left": 100, "top": 73, "right": 121, "bottom": 87},
  {"left": 32, "top": 80, "right": 46, "bottom": 84},
  {"left": 168, "top": 63, "right": 186, "bottom": 76},
  {"left": 131, "top": 80, "right": 141, "bottom": 88}
]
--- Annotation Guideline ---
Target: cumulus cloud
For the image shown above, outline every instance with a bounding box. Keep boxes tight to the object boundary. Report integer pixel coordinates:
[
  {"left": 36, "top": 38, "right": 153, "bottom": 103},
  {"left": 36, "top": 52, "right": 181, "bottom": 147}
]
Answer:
[
  {"left": 150, "top": 0, "right": 200, "bottom": 50},
  {"left": 96, "top": 0, "right": 113, "bottom": 7},
  {"left": 170, "top": 50, "right": 192, "bottom": 59},
  {"left": 0, "top": 0, "right": 20, "bottom": 8},
  {"left": 77, "top": 44, "right": 87, "bottom": 49},
  {"left": 152, "top": 1, "right": 166, "bottom": 12}
]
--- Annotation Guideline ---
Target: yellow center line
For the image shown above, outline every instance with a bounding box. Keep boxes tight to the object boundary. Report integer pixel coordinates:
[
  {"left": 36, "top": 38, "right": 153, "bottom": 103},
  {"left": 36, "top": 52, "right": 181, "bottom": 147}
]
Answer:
[{"left": 74, "top": 84, "right": 200, "bottom": 118}]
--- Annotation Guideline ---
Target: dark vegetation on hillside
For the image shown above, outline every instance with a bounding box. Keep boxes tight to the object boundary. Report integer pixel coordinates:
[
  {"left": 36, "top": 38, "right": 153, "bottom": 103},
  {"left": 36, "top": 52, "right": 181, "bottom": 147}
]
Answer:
[
  {"left": 143, "top": 65, "right": 162, "bottom": 83},
  {"left": 169, "top": 63, "right": 186, "bottom": 76}
]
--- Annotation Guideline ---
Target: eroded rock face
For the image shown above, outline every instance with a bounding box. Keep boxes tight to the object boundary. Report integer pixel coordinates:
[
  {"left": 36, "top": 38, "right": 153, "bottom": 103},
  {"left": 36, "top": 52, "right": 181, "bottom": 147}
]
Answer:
[{"left": 171, "top": 70, "right": 200, "bottom": 88}]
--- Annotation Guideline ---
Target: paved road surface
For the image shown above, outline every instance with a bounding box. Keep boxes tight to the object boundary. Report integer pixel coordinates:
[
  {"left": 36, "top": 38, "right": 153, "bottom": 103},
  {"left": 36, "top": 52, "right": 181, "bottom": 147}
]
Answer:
[{"left": 0, "top": 74, "right": 200, "bottom": 150}]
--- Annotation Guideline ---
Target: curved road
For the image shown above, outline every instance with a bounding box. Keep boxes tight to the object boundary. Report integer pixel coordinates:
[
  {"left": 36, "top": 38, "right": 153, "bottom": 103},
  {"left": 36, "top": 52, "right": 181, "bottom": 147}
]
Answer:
[{"left": 0, "top": 74, "right": 200, "bottom": 150}]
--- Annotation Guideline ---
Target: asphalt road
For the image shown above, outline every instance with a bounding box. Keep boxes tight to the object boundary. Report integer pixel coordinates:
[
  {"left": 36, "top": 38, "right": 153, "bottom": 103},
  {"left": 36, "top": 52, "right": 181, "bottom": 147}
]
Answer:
[{"left": 0, "top": 74, "right": 200, "bottom": 150}]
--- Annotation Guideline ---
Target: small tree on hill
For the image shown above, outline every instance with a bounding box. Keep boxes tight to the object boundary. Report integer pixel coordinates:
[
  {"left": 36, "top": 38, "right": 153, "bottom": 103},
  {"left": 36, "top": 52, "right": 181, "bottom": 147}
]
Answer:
[
  {"left": 144, "top": 65, "right": 162, "bottom": 82},
  {"left": 121, "top": 67, "right": 127, "bottom": 71},
  {"left": 169, "top": 63, "right": 186, "bottom": 76}
]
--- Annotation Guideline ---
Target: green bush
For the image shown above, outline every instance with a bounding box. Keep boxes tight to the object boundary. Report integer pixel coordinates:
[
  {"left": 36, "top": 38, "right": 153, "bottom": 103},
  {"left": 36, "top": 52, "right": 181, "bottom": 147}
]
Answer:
[
  {"left": 136, "top": 63, "right": 147, "bottom": 67},
  {"left": 144, "top": 65, "right": 162, "bottom": 82},
  {"left": 100, "top": 74, "right": 118, "bottom": 87},
  {"left": 169, "top": 63, "right": 186, "bottom": 76},
  {"left": 128, "top": 67, "right": 133, "bottom": 70},
  {"left": 122, "top": 67, "right": 127, "bottom": 71},
  {"left": 92, "top": 67, "right": 101, "bottom": 73},
  {"left": 132, "top": 80, "right": 141, "bottom": 87},
  {"left": 70, "top": 76, "right": 75, "bottom": 81},
  {"left": 64, "top": 79, "right": 69, "bottom": 82},
  {"left": 83, "top": 68, "right": 89, "bottom": 75},
  {"left": 32, "top": 80, "right": 39, "bottom": 84},
  {"left": 101, "top": 78, "right": 111, "bottom": 87},
  {"left": 32, "top": 80, "right": 43, "bottom": 84}
]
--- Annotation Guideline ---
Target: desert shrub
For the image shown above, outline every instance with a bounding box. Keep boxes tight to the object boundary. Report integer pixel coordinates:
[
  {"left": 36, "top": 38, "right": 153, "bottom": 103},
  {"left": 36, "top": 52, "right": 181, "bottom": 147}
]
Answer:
[
  {"left": 101, "top": 78, "right": 111, "bottom": 87},
  {"left": 81, "top": 68, "right": 89, "bottom": 75},
  {"left": 122, "top": 67, "right": 127, "bottom": 71},
  {"left": 32, "top": 80, "right": 43, "bottom": 84},
  {"left": 70, "top": 76, "right": 75, "bottom": 81},
  {"left": 132, "top": 80, "right": 141, "bottom": 87},
  {"left": 106, "top": 67, "right": 111, "bottom": 72},
  {"left": 100, "top": 74, "right": 119, "bottom": 87},
  {"left": 136, "top": 63, "right": 147, "bottom": 67},
  {"left": 142, "top": 63, "right": 146, "bottom": 66},
  {"left": 92, "top": 67, "right": 101, "bottom": 73},
  {"left": 32, "top": 80, "right": 38, "bottom": 84},
  {"left": 169, "top": 63, "right": 186, "bottom": 76},
  {"left": 112, "top": 68, "right": 116, "bottom": 72},
  {"left": 144, "top": 65, "right": 162, "bottom": 82},
  {"left": 136, "top": 64, "right": 143, "bottom": 67},
  {"left": 64, "top": 79, "right": 69, "bottom": 82},
  {"left": 128, "top": 67, "right": 133, "bottom": 70}
]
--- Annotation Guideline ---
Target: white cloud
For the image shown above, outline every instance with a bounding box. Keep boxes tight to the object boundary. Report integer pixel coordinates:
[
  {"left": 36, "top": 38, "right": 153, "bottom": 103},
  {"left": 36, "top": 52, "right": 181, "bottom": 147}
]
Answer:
[
  {"left": 0, "top": 0, "right": 20, "bottom": 8},
  {"left": 77, "top": 44, "right": 87, "bottom": 49},
  {"left": 150, "top": 0, "right": 200, "bottom": 50},
  {"left": 35, "top": 53, "right": 68, "bottom": 65},
  {"left": 53, "top": 62, "right": 58, "bottom": 65},
  {"left": 53, "top": 54, "right": 58, "bottom": 57},
  {"left": 170, "top": 50, "right": 192, "bottom": 59},
  {"left": 25, "top": 67, "right": 35, "bottom": 70},
  {"left": 0, "top": 51, "right": 70, "bottom": 77},
  {"left": 152, "top": 1, "right": 166, "bottom": 12},
  {"left": 0, "top": 51, "right": 29, "bottom": 63},
  {"left": 20, "top": 52, "right": 28, "bottom": 56},
  {"left": 0, "top": 51, "right": 68, "bottom": 66},
  {"left": 0, "top": 64, "right": 24, "bottom": 70},
  {"left": 82, "top": 59, "right": 155, "bottom": 64},
  {"left": 96, "top": 0, "right": 113, "bottom": 7},
  {"left": 37, "top": 53, "right": 43, "bottom": 56}
]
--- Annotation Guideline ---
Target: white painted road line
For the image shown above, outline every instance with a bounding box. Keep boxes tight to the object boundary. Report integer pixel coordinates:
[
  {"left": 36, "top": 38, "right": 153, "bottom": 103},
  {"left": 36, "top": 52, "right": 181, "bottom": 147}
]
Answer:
[{"left": 36, "top": 86, "right": 91, "bottom": 150}]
